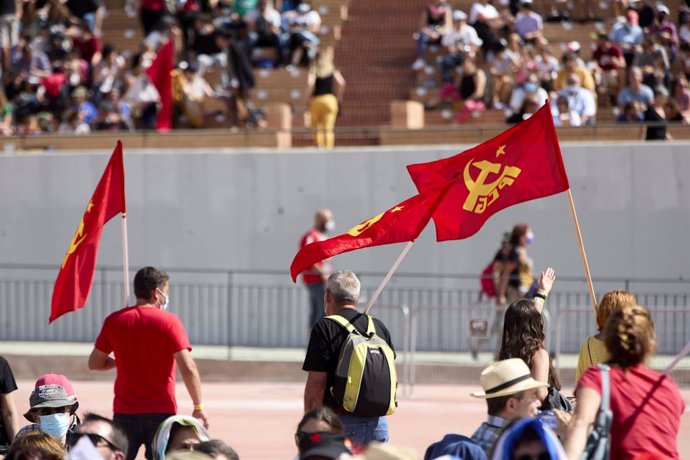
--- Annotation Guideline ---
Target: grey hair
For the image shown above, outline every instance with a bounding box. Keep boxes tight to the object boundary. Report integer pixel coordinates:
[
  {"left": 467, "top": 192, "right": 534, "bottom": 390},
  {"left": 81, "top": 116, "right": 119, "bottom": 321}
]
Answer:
[{"left": 327, "top": 271, "right": 361, "bottom": 305}]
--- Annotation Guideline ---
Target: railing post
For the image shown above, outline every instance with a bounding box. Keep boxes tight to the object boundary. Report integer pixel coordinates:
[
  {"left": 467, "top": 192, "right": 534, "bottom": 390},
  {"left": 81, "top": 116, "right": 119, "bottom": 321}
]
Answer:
[
  {"left": 554, "top": 309, "right": 564, "bottom": 372},
  {"left": 226, "top": 270, "right": 234, "bottom": 360},
  {"left": 400, "top": 304, "right": 410, "bottom": 397}
]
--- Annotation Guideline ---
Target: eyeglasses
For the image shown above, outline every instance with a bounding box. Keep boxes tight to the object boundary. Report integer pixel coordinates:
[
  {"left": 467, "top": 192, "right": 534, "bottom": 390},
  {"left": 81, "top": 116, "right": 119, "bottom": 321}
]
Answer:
[{"left": 66, "top": 431, "right": 121, "bottom": 453}]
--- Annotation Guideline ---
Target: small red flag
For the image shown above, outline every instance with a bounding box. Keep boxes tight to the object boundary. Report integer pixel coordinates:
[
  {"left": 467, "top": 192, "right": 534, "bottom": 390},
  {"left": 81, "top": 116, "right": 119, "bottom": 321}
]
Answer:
[
  {"left": 50, "top": 142, "right": 126, "bottom": 322},
  {"left": 407, "top": 102, "right": 570, "bottom": 242},
  {"left": 146, "top": 39, "right": 174, "bottom": 132},
  {"left": 290, "top": 191, "right": 443, "bottom": 282}
]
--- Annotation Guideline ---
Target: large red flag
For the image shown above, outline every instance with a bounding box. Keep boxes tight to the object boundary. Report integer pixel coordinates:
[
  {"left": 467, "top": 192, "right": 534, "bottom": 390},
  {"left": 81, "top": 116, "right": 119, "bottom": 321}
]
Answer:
[
  {"left": 50, "top": 142, "right": 126, "bottom": 322},
  {"left": 146, "top": 39, "right": 174, "bottom": 132},
  {"left": 290, "top": 191, "right": 443, "bottom": 282},
  {"left": 407, "top": 102, "right": 570, "bottom": 242}
]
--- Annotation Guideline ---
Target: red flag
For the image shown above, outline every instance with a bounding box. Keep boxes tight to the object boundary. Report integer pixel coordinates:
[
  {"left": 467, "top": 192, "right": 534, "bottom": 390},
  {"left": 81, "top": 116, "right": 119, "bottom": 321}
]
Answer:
[
  {"left": 407, "top": 102, "right": 569, "bottom": 242},
  {"left": 146, "top": 39, "right": 174, "bottom": 132},
  {"left": 51, "top": 142, "right": 126, "bottom": 322},
  {"left": 290, "top": 191, "right": 443, "bottom": 282}
]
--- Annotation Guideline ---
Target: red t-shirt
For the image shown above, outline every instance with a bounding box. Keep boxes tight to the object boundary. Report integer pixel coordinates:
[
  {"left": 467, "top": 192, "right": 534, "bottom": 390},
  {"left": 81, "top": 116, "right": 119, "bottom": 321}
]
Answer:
[
  {"left": 95, "top": 306, "right": 191, "bottom": 415},
  {"left": 593, "top": 44, "right": 624, "bottom": 71},
  {"left": 299, "top": 228, "right": 331, "bottom": 284},
  {"left": 73, "top": 36, "right": 101, "bottom": 63},
  {"left": 577, "top": 365, "right": 685, "bottom": 459}
]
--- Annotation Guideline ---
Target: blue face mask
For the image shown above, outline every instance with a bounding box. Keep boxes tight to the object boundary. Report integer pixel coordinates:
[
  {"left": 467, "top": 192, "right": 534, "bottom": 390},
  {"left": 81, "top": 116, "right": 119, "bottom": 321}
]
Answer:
[
  {"left": 39, "top": 412, "right": 70, "bottom": 439},
  {"left": 524, "top": 82, "right": 538, "bottom": 93},
  {"left": 526, "top": 231, "right": 535, "bottom": 245}
]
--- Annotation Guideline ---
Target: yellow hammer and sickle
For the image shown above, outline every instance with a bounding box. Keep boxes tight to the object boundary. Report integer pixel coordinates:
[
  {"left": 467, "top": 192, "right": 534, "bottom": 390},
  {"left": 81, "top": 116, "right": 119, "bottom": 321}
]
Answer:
[
  {"left": 463, "top": 159, "right": 521, "bottom": 214},
  {"left": 347, "top": 211, "right": 385, "bottom": 237},
  {"left": 61, "top": 201, "right": 94, "bottom": 268}
]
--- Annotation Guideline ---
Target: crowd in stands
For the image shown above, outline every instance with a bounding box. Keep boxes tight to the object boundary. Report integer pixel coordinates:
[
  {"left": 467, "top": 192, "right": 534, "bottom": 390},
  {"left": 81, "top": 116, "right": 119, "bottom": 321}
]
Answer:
[
  {"left": 415, "top": 0, "right": 690, "bottom": 139},
  {"left": 0, "top": 0, "right": 337, "bottom": 135}
]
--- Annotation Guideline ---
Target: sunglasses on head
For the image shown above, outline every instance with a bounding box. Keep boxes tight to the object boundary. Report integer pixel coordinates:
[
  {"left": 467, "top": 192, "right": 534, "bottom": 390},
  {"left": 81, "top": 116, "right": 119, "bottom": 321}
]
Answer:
[{"left": 66, "top": 431, "right": 121, "bottom": 452}]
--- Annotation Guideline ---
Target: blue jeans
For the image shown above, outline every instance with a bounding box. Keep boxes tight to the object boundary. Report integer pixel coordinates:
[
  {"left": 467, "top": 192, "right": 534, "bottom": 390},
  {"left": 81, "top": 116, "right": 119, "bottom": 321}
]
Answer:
[
  {"left": 306, "top": 282, "right": 325, "bottom": 326},
  {"left": 114, "top": 412, "right": 174, "bottom": 460},
  {"left": 339, "top": 414, "right": 389, "bottom": 446}
]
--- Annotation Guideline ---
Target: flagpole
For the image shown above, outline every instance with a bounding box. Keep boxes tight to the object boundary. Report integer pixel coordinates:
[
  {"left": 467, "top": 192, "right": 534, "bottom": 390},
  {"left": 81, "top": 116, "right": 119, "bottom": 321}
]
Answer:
[
  {"left": 566, "top": 189, "right": 597, "bottom": 313},
  {"left": 663, "top": 338, "right": 690, "bottom": 375},
  {"left": 364, "top": 180, "right": 457, "bottom": 315},
  {"left": 364, "top": 241, "right": 414, "bottom": 314},
  {"left": 121, "top": 213, "right": 130, "bottom": 307}
]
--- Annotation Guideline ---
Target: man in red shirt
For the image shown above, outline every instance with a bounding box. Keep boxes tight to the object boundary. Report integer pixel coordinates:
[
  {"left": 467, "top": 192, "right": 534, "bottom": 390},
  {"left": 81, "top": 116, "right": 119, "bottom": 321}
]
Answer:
[
  {"left": 299, "top": 208, "right": 334, "bottom": 327},
  {"left": 592, "top": 32, "right": 626, "bottom": 104},
  {"left": 87, "top": 266, "right": 208, "bottom": 460}
]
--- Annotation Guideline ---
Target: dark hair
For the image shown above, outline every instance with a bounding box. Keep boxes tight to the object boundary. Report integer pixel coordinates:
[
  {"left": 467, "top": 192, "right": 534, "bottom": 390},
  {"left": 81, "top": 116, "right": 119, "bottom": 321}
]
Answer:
[
  {"left": 604, "top": 305, "right": 655, "bottom": 368},
  {"left": 296, "top": 407, "right": 344, "bottom": 434},
  {"left": 81, "top": 413, "right": 129, "bottom": 458},
  {"left": 508, "top": 224, "right": 529, "bottom": 247},
  {"left": 498, "top": 299, "right": 562, "bottom": 389},
  {"left": 195, "top": 440, "right": 239, "bottom": 460},
  {"left": 486, "top": 391, "right": 524, "bottom": 416},
  {"left": 133, "top": 267, "right": 169, "bottom": 300}
]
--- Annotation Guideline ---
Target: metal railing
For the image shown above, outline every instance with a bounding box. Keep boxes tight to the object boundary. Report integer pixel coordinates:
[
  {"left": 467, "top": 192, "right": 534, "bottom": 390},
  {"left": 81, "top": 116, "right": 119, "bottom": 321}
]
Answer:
[{"left": 0, "top": 264, "right": 688, "bottom": 356}]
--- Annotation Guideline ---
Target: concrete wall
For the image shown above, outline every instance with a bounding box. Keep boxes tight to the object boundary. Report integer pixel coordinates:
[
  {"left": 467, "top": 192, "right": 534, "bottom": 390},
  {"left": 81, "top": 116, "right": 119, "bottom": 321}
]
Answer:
[{"left": 1, "top": 143, "right": 689, "bottom": 289}]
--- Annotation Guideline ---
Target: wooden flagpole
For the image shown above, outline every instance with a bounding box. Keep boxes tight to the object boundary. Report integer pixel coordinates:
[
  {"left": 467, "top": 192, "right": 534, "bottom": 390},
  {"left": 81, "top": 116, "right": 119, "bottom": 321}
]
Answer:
[
  {"left": 121, "top": 213, "right": 130, "bottom": 307},
  {"left": 364, "top": 241, "right": 414, "bottom": 314},
  {"left": 664, "top": 338, "right": 690, "bottom": 375},
  {"left": 566, "top": 189, "right": 597, "bottom": 313}
]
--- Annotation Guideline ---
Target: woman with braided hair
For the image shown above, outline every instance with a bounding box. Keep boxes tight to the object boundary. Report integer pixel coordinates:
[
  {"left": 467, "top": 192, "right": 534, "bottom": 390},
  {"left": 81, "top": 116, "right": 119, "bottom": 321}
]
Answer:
[{"left": 564, "top": 305, "right": 685, "bottom": 459}]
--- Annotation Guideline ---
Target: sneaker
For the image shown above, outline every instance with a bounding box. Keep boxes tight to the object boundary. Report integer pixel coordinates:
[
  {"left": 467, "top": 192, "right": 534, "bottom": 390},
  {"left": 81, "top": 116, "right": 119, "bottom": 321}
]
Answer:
[{"left": 411, "top": 58, "right": 425, "bottom": 70}]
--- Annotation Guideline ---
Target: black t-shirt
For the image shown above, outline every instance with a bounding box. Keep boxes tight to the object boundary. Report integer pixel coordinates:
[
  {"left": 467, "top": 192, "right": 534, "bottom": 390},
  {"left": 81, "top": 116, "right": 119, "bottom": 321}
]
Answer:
[
  {"left": 302, "top": 308, "right": 394, "bottom": 410},
  {"left": 0, "top": 356, "right": 18, "bottom": 446},
  {"left": 644, "top": 106, "right": 667, "bottom": 140}
]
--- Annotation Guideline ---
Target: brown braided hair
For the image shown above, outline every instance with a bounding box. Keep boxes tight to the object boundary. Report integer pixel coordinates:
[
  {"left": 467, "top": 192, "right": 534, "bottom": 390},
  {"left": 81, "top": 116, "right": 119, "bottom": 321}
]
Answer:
[{"left": 603, "top": 305, "right": 655, "bottom": 369}]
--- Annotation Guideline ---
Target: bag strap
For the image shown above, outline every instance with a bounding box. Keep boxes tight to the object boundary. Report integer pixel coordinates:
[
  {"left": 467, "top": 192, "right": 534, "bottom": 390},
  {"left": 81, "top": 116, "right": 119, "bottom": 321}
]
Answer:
[
  {"left": 326, "top": 314, "right": 376, "bottom": 337},
  {"left": 599, "top": 364, "right": 610, "bottom": 412},
  {"left": 365, "top": 315, "right": 376, "bottom": 336}
]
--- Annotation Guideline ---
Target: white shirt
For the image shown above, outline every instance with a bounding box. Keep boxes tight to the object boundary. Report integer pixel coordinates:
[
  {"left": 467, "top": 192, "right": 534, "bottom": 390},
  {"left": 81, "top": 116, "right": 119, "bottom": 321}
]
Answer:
[
  {"left": 469, "top": 2, "right": 498, "bottom": 24},
  {"left": 557, "top": 86, "right": 596, "bottom": 121},
  {"left": 441, "top": 23, "right": 482, "bottom": 49},
  {"left": 245, "top": 7, "right": 281, "bottom": 28}
]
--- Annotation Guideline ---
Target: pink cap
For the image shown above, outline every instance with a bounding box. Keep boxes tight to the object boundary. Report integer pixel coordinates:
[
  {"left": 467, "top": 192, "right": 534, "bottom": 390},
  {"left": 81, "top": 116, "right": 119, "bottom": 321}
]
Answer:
[{"left": 35, "top": 373, "right": 75, "bottom": 397}]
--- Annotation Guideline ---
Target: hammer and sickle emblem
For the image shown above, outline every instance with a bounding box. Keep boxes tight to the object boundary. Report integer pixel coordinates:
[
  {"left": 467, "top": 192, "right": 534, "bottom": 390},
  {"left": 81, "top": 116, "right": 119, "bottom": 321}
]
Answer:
[
  {"left": 347, "top": 211, "right": 385, "bottom": 237},
  {"left": 462, "top": 159, "right": 522, "bottom": 214},
  {"left": 61, "top": 201, "right": 94, "bottom": 268}
]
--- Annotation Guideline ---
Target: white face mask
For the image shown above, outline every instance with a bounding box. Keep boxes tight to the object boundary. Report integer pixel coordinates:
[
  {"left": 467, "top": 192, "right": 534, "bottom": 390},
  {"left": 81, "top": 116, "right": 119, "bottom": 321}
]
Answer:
[
  {"left": 324, "top": 220, "right": 335, "bottom": 232},
  {"left": 157, "top": 289, "right": 169, "bottom": 311},
  {"left": 39, "top": 412, "right": 70, "bottom": 439}
]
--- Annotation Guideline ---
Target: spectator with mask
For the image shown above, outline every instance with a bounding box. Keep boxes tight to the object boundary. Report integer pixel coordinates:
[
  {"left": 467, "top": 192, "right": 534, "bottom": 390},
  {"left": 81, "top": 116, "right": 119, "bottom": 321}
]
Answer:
[
  {"left": 16, "top": 374, "right": 80, "bottom": 446},
  {"left": 438, "top": 10, "right": 481, "bottom": 84},
  {"left": 617, "top": 65, "right": 653, "bottom": 111},
  {"left": 470, "top": 359, "right": 547, "bottom": 455},
  {"left": 412, "top": 0, "right": 452, "bottom": 71},
  {"left": 298, "top": 209, "right": 335, "bottom": 327},
  {"left": 508, "top": 72, "right": 547, "bottom": 116},
  {"left": 557, "top": 73, "right": 596, "bottom": 125},
  {"left": 609, "top": 9, "right": 643, "bottom": 66}
]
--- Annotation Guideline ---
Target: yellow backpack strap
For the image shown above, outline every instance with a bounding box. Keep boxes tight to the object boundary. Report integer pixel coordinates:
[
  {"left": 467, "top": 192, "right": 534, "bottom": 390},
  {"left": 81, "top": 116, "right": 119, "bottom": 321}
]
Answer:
[
  {"left": 365, "top": 315, "right": 376, "bottom": 336},
  {"left": 326, "top": 314, "right": 359, "bottom": 335}
]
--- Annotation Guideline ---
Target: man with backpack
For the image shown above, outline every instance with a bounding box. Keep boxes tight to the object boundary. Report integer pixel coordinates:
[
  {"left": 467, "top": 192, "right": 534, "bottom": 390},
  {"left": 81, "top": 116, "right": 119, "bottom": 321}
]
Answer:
[{"left": 302, "top": 270, "right": 396, "bottom": 446}]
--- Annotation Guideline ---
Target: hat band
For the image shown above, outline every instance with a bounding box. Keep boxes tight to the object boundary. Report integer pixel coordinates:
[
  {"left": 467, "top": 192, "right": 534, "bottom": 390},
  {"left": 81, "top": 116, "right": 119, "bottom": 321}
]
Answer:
[{"left": 485, "top": 374, "right": 532, "bottom": 394}]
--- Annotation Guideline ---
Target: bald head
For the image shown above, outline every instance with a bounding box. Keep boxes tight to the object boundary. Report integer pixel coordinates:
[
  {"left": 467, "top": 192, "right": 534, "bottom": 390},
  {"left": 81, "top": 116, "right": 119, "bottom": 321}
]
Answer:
[{"left": 314, "top": 209, "right": 334, "bottom": 233}]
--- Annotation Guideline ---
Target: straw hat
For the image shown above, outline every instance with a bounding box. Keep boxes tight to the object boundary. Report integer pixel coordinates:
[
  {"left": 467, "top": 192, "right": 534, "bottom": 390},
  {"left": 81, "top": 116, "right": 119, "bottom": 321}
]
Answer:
[{"left": 471, "top": 359, "right": 548, "bottom": 399}]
